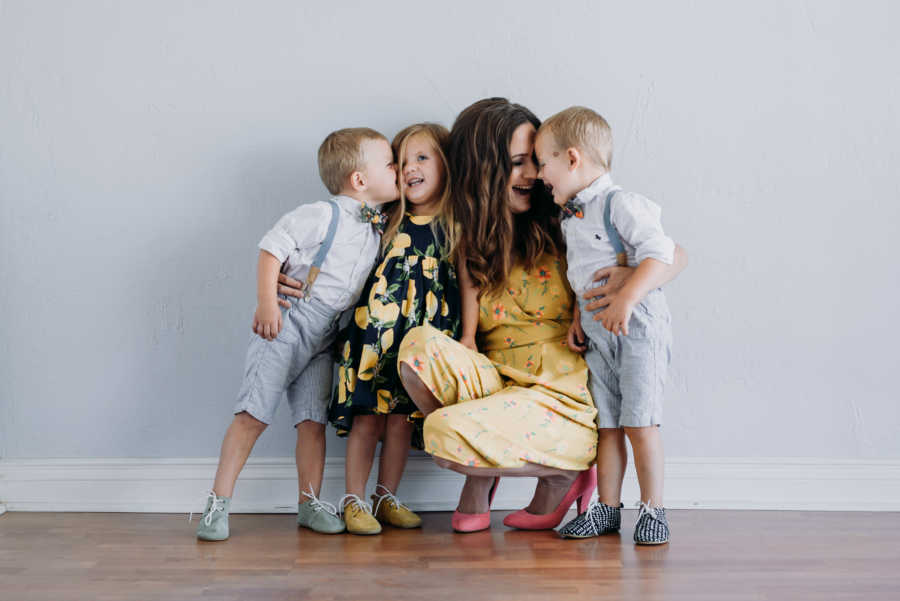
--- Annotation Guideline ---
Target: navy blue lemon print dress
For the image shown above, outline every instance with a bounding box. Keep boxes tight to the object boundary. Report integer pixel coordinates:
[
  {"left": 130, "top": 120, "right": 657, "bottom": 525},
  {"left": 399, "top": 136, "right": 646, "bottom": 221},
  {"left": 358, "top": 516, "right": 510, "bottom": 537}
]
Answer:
[{"left": 329, "top": 213, "right": 461, "bottom": 448}]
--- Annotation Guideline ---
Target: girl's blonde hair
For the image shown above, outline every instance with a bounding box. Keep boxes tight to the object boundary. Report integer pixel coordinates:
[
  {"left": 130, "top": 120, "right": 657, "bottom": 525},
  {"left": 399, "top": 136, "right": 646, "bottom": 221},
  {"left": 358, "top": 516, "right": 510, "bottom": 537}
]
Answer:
[{"left": 382, "top": 123, "right": 456, "bottom": 257}]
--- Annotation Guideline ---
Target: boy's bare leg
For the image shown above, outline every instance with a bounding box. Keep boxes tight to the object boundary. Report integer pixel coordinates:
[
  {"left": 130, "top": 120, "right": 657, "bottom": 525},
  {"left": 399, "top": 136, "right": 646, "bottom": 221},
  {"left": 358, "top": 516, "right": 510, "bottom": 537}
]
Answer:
[
  {"left": 345, "top": 414, "right": 385, "bottom": 498},
  {"left": 212, "top": 411, "right": 268, "bottom": 498},
  {"left": 295, "top": 420, "right": 327, "bottom": 500},
  {"left": 624, "top": 426, "right": 664, "bottom": 506},
  {"left": 376, "top": 414, "right": 414, "bottom": 493},
  {"left": 597, "top": 427, "right": 627, "bottom": 506}
]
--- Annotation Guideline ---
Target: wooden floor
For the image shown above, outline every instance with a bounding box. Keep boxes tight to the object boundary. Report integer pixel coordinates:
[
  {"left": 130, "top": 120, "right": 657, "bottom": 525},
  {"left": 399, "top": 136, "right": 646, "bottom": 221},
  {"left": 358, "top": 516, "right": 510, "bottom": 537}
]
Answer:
[{"left": 2, "top": 510, "right": 899, "bottom": 600}]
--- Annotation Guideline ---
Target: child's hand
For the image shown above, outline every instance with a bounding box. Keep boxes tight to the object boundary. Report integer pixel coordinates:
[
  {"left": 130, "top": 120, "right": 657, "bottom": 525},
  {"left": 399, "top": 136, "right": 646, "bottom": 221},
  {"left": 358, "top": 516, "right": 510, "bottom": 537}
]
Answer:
[
  {"left": 460, "top": 336, "right": 478, "bottom": 352},
  {"left": 567, "top": 319, "right": 587, "bottom": 353},
  {"left": 598, "top": 294, "right": 635, "bottom": 336},
  {"left": 253, "top": 301, "right": 282, "bottom": 340}
]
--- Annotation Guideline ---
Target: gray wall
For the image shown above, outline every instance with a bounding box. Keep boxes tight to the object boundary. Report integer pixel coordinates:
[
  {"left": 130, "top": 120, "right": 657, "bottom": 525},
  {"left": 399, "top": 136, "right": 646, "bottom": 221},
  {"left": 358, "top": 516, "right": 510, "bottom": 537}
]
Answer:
[{"left": 2, "top": 1, "right": 898, "bottom": 460}]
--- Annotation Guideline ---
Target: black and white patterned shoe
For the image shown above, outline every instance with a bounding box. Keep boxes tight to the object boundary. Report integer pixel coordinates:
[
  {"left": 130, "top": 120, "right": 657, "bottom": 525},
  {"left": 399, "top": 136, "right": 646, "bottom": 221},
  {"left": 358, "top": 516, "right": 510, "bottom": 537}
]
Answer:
[
  {"left": 633, "top": 501, "right": 669, "bottom": 545},
  {"left": 558, "top": 501, "right": 623, "bottom": 539}
]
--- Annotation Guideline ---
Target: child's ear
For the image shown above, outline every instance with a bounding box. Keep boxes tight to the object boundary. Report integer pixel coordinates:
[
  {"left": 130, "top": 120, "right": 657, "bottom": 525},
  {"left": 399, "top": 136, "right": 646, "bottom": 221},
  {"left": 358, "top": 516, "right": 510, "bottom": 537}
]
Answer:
[
  {"left": 567, "top": 147, "right": 582, "bottom": 171},
  {"left": 349, "top": 170, "right": 367, "bottom": 192}
]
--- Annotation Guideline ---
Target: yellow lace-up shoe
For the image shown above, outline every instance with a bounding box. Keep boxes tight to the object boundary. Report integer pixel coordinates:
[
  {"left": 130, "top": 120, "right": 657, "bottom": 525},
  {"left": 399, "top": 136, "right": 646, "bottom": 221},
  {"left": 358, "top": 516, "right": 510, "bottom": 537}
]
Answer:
[
  {"left": 372, "top": 484, "right": 422, "bottom": 529},
  {"left": 340, "top": 494, "right": 382, "bottom": 535}
]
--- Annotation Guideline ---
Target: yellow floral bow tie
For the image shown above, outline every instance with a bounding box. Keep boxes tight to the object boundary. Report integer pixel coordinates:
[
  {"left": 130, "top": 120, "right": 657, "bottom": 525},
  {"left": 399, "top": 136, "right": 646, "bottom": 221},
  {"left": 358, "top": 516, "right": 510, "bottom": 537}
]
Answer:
[
  {"left": 561, "top": 199, "right": 584, "bottom": 219},
  {"left": 359, "top": 205, "right": 386, "bottom": 234}
]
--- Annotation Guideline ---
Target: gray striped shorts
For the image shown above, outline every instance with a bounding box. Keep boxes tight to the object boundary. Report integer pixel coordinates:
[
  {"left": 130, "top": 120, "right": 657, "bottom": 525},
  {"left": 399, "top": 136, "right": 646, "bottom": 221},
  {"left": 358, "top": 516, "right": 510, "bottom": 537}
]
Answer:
[
  {"left": 579, "top": 286, "right": 672, "bottom": 428},
  {"left": 234, "top": 296, "right": 340, "bottom": 426}
]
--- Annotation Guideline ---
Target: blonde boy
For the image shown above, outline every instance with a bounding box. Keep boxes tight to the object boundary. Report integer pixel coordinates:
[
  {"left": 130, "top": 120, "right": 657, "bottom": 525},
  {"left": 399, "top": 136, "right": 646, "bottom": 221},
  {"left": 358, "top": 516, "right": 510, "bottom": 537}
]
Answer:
[
  {"left": 535, "top": 107, "right": 676, "bottom": 545},
  {"left": 196, "top": 128, "right": 398, "bottom": 540}
]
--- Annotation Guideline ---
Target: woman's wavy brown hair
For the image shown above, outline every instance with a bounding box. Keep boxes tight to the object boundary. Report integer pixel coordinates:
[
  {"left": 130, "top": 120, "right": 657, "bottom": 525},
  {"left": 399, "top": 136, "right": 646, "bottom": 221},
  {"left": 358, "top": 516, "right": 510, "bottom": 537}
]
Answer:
[{"left": 449, "top": 98, "right": 563, "bottom": 298}]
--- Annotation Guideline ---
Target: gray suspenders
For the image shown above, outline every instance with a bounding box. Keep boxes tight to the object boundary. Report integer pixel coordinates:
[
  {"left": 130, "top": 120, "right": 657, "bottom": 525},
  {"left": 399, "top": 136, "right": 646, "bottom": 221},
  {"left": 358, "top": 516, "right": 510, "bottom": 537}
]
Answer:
[
  {"left": 301, "top": 199, "right": 340, "bottom": 301},
  {"left": 602, "top": 188, "right": 628, "bottom": 267}
]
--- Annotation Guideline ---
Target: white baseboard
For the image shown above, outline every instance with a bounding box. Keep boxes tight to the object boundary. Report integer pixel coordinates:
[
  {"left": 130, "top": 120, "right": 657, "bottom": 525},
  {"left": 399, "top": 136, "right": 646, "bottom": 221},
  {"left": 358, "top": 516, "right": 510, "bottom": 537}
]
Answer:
[{"left": 1, "top": 456, "right": 898, "bottom": 513}]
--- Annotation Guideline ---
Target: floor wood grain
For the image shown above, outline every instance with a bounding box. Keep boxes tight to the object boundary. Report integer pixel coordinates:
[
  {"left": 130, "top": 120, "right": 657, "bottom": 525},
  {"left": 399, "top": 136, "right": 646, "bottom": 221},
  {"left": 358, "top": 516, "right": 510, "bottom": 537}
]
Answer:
[{"left": 1, "top": 510, "right": 898, "bottom": 600}]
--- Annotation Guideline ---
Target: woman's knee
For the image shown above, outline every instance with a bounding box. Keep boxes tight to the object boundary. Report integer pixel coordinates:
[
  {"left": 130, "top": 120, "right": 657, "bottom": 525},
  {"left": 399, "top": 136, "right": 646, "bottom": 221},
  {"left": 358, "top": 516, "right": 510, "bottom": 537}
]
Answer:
[
  {"left": 398, "top": 361, "right": 417, "bottom": 388},
  {"left": 399, "top": 362, "right": 441, "bottom": 416}
]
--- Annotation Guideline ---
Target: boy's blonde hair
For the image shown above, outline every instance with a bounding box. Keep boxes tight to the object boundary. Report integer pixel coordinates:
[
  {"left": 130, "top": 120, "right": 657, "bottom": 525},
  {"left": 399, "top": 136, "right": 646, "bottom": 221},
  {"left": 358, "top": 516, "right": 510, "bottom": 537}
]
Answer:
[
  {"left": 317, "top": 127, "right": 388, "bottom": 195},
  {"left": 539, "top": 106, "right": 613, "bottom": 171},
  {"left": 381, "top": 123, "right": 456, "bottom": 256}
]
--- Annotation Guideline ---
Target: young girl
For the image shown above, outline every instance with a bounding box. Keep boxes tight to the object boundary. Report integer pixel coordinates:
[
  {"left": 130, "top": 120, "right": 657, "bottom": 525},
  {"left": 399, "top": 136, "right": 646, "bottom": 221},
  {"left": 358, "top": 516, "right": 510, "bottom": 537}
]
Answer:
[{"left": 328, "top": 123, "right": 460, "bottom": 535}]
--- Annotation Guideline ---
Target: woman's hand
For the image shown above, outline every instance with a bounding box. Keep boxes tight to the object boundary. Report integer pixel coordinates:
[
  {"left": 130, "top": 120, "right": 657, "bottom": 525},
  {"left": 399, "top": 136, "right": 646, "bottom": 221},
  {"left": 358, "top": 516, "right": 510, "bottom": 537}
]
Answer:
[
  {"left": 253, "top": 301, "right": 282, "bottom": 340},
  {"left": 276, "top": 272, "right": 305, "bottom": 308},
  {"left": 582, "top": 266, "right": 635, "bottom": 317}
]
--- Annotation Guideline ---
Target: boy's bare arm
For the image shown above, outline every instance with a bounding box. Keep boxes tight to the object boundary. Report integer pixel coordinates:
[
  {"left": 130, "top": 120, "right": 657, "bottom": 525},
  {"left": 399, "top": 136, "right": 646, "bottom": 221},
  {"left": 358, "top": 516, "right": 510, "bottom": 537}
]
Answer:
[
  {"left": 598, "top": 257, "right": 668, "bottom": 336},
  {"left": 253, "top": 250, "right": 284, "bottom": 340},
  {"left": 584, "top": 243, "right": 688, "bottom": 314}
]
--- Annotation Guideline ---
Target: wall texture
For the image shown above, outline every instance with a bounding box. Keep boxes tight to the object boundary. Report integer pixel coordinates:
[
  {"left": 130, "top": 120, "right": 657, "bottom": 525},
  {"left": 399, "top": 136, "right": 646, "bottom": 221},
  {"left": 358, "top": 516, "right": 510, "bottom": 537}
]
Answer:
[{"left": 2, "top": 0, "right": 898, "bottom": 466}]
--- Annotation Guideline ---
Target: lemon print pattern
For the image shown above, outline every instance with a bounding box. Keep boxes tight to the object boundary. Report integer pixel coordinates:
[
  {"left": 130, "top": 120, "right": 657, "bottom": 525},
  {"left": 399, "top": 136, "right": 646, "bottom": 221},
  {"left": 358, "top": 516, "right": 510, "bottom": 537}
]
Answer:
[{"left": 329, "top": 214, "right": 461, "bottom": 449}]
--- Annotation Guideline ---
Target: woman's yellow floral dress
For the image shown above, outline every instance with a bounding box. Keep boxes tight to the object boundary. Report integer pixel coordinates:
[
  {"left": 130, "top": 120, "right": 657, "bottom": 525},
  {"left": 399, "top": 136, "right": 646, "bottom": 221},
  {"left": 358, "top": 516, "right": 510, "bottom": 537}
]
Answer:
[{"left": 397, "top": 253, "right": 598, "bottom": 470}]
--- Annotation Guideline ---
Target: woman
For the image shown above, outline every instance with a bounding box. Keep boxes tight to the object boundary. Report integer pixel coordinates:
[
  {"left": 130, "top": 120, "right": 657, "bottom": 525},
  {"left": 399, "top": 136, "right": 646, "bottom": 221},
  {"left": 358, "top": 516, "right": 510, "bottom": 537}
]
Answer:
[
  {"left": 396, "top": 98, "right": 687, "bottom": 532},
  {"left": 277, "top": 98, "right": 687, "bottom": 532}
]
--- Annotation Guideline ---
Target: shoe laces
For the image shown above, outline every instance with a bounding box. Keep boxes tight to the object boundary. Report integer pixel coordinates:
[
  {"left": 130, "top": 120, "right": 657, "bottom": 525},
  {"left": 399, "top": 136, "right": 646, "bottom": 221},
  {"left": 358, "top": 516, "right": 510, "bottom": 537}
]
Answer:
[
  {"left": 580, "top": 500, "right": 606, "bottom": 535},
  {"left": 189, "top": 490, "right": 224, "bottom": 525},
  {"left": 301, "top": 484, "right": 338, "bottom": 516},
  {"left": 338, "top": 494, "right": 374, "bottom": 518},
  {"left": 372, "top": 484, "right": 411, "bottom": 515},
  {"left": 637, "top": 500, "right": 663, "bottom": 523}
]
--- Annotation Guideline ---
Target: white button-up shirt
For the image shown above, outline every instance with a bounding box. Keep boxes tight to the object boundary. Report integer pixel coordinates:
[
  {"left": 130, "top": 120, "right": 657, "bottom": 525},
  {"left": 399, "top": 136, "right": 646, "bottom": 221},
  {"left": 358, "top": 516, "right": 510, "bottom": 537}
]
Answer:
[
  {"left": 258, "top": 195, "right": 381, "bottom": 311},
  {"left": 562, "top": 173, "right": 675, "bottom": 295}
]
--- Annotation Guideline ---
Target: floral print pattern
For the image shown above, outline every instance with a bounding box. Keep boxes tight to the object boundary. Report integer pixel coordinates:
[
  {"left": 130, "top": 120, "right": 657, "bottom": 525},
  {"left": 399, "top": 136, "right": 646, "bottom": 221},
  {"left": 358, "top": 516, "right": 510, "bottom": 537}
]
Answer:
[{"left": 396, "top": 254, "right": 598, "bottom": 470}]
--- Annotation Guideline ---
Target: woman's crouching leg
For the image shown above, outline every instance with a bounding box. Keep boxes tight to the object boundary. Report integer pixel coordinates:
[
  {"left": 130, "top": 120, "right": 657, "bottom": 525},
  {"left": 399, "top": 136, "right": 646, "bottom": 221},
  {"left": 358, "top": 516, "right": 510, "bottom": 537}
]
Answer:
[{"left": 399, "top": 361, "right": 442, "bottom": 416}]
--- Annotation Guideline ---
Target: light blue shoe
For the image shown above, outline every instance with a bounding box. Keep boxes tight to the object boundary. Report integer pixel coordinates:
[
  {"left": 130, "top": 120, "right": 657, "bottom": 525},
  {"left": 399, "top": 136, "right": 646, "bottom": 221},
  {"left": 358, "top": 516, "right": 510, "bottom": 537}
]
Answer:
[
  {"left": 297, "top": 486, "right": 345, "bottom": 534},
  {"left": 195, "top": 491, "right": 231, "bottom": 541}
]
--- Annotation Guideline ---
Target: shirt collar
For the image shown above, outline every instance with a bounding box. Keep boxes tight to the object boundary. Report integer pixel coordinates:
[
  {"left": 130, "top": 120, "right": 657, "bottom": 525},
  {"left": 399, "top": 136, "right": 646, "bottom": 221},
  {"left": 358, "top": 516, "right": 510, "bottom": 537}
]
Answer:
[
  {"left": 332, "top": 195, "right": 376, "bottom": 216},
  {"left": 574, "top": 172, "right": 615, "bottom": 205}
]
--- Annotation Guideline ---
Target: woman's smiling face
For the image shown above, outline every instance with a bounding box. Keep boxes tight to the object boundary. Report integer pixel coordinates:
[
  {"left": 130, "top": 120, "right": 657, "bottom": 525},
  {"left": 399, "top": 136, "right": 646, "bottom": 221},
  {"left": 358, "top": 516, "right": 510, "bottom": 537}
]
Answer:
[{"left": 507, "top": 122, "right": 538, "bottom": 214}]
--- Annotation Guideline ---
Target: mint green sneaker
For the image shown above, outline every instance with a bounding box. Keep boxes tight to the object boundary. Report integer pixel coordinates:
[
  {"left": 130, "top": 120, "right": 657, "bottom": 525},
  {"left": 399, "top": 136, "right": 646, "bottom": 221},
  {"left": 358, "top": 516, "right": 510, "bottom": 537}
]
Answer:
[
  {"left": 297, "top": 487, "right": 345, "bottom": 534},
  {"left": 195, "top": 491, "right": 231, "bottom": 541}
]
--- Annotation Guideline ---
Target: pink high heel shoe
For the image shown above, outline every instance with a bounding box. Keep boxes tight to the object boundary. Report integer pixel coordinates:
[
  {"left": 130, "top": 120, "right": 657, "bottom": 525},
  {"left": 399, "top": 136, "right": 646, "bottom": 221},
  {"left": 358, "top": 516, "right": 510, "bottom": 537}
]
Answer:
[
  {"left": 452, "top": 478, "right": 499, "bottom": 533},
  {"left": 502, "top": 468, "right": 597, "bottom": 530}
]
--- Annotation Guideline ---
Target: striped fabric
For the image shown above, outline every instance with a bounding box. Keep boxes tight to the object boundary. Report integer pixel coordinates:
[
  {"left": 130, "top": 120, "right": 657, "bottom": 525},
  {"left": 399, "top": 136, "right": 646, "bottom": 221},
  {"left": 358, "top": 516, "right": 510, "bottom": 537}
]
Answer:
[
  {"left": 633, "top": 502, "right": 669, "bottom": 545},
  {"left": 558, "top": 501, "right": 623, "bottom": 539}
]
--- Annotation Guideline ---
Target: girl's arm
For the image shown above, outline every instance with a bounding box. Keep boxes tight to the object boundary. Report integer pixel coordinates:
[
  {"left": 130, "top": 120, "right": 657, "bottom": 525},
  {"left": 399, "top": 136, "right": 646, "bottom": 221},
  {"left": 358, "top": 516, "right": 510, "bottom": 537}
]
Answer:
[
  {"left": 458, "top": 259, "right": 480, "bottom": 352},
  {"left": 253, "top": 250, "right": 284, "bottom": 340},
  {"left": 276, "top": 272, "right": 305, "bottom": 307},
  {"left": 567, "top": 302, "right": 587, "bottom": 353}
]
